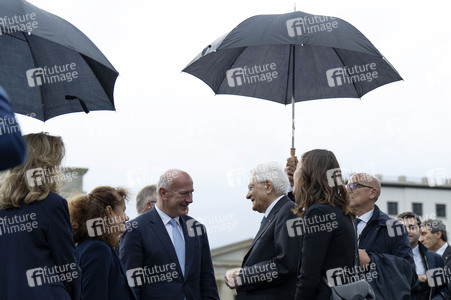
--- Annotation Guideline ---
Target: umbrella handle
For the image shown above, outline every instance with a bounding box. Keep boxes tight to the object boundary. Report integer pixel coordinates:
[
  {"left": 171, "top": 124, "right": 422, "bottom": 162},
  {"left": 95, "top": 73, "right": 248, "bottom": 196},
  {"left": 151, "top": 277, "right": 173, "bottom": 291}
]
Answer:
[{"left": 290, "top": 148, "right": 296, "bottom": 163}]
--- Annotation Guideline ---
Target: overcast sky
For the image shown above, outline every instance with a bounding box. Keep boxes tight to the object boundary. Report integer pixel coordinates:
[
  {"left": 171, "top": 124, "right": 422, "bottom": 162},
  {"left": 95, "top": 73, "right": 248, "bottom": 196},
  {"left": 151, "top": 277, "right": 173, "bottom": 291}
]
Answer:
[{"left": 15, "top": 0, "right": 451, "bottom": 248}]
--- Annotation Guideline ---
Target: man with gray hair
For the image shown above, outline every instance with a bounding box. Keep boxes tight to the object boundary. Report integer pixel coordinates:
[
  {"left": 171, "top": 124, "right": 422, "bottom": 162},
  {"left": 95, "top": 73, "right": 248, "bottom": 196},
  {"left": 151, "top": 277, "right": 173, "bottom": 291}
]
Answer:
[
  {"left": 135, "top": 184, "right": 157, "bottom": 215},
  {"left": 420, "top": 218, "right": 451, "bottom": 295},
  {"left": 225, "top": 162, "right": 302, "bottom": 299}
]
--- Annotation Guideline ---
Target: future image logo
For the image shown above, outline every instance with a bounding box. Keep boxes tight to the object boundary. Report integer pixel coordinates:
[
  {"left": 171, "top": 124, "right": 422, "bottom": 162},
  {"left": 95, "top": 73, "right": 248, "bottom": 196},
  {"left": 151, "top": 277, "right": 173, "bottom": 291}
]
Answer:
[
  {"left": 386, "top": 219, "right": 406, "bottom": 237},
  {"left": 186, "top": 219, "right": 204, "bottom": 237},
  {"left": 326, "top": 63, "right": 378, "bottom": 87},
  {"left": 426, "top": 268, "right": 450, "bottom": 287},
  {"left": 25, "top": 63, "right": 79, "bottom": 88},
  {"left": 286, "top": 15, "right": 338, "bottom": 37},
  {"left": 326, "top": 168, "right": 343, "bottom": 187},
  {"left": 226, "top": 63, "right": 278, "bottom": 87}
]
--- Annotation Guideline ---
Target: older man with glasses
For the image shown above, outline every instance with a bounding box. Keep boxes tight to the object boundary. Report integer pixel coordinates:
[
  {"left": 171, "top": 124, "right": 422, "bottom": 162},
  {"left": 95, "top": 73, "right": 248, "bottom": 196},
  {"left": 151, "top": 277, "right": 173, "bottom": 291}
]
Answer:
[{"left": 346, "top": 173, "right": 418, "bottom": 297}]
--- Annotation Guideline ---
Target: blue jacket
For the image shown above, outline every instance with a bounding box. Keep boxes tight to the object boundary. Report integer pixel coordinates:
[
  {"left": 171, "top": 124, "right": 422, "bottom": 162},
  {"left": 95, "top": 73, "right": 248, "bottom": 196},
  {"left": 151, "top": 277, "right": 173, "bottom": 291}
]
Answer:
[
  {"left": 119, "top": 208, "right": 219, "bottom": 300},
  {"left": 76, "top": 238, "right": 136, "bottom": 300},
  {"left": 415, "top": 242, "right": 448, "bottom": 300},
  {"left": 358, "top": 205, "right": 418, "bottom": 289},
  {"left": 0, "top": 86, "right": 26, "bottom": 171},
  {"left": 0, "top": 192, "right": 80, "bottom": 300}
]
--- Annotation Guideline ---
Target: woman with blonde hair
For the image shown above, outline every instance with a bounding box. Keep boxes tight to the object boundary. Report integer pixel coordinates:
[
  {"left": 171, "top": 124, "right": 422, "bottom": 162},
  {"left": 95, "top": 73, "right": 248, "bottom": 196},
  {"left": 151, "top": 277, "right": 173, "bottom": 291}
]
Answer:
[
  {"left": 69, "top": 186, "right": 136, "bottom": 300},
  {"left": 0, "top": 132, "right": 80, "bottom": 300},
  {"left": 293, "top": 149, "right": 355, "bottom": 300}
]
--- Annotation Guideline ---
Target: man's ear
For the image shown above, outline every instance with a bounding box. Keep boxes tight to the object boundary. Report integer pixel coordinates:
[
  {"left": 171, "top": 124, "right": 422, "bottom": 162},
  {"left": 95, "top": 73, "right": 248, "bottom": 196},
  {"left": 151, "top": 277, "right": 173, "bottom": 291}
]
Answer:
[
  {"left": 158, "top": 187, "right": 167, "bottom": 200},
  {"left": 437, "top": 230, "right": 443, "bottom": 240}
]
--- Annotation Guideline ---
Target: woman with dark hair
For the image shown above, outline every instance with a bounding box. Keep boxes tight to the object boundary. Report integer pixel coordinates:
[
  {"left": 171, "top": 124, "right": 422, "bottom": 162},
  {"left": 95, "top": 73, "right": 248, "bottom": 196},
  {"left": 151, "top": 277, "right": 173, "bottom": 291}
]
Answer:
[
  {"left": 69, "top": 186, "right": 136, "bottom": 300},
  {"left": 0, "top": 132, "right": 80, "bottom": 300},
  {"left": 293, "top": 149, "right": 355, "bottom": 300}
]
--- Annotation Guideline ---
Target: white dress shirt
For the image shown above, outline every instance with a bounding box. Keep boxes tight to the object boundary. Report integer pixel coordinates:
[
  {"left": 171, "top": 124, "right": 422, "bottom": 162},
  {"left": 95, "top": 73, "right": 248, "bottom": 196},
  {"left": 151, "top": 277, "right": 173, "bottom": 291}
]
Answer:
[
  {"left": 412, "top": 244, "right": 426, "bottom": 274},
  {"left": 264, "top": 195, "right": 284, "bottom": 218},
  {"left": 155, "top": 204, "right": 185, "bottom": 244},
  {"left": 436, "top": 242, "right": 449, "bottom": 257},
  {"left": 356, "top": 209, "right": 374, "bottom": 238}
]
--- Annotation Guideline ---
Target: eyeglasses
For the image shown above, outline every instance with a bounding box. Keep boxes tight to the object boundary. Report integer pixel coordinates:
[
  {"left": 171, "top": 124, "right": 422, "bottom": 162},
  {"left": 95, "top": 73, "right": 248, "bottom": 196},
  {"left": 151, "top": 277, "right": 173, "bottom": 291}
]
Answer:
[{"left": 345, "top": 182, "right": 374, "bottom": 192}]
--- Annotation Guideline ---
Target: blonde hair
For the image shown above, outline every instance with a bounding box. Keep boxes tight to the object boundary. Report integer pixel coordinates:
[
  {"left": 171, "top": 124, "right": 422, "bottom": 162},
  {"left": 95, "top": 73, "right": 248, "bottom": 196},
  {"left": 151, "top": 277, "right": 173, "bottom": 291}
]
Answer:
[{"left": 0, "top": 132, "right": 65, "bottom": 209}]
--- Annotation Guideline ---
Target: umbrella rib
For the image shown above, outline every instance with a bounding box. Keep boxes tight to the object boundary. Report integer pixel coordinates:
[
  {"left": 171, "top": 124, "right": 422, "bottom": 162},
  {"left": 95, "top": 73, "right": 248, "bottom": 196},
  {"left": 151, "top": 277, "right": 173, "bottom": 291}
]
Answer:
[
  {"left": 331, "top": 48, "right": 360, "bottom": 98},
  {"left": 22, "top": 32, "right": 46, "bottom": 119},
  {"left": 285, "top": 45, "right": 294, "bottom": 105}
]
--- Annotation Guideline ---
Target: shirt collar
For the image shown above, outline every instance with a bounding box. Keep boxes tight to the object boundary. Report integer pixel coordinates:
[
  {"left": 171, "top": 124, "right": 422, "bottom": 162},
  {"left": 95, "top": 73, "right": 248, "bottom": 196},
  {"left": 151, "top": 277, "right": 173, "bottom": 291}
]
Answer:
[
  {"left": 264, "top": 195, "right": 284, "bottom": 218},
  {"left": 155, "top": 204, "right": 180, "bottom": 225},
  {"left": 437, "top": 242, "right": 449, "bottom": 256},
  {"left": 357, "top": 208, "right": 374, "bottom": 224},
  {"left": 412, "top": 244, "right": 420, "bottom": 256}
]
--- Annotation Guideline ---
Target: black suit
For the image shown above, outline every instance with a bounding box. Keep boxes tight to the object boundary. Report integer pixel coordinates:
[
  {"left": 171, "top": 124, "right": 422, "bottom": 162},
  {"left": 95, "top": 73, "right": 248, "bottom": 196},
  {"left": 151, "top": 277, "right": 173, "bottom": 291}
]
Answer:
[
  {"left": 295, "top": 203, "right": 355, "bottom": 300},
  {"left": 442, "top": 245, "right": 451, "bottom": 297},
  {"left": 119, "top": 208, "right": 219, "bottom": 300},
  {"left": 236, "top": 196, "right": 302, "bottom": 300}
]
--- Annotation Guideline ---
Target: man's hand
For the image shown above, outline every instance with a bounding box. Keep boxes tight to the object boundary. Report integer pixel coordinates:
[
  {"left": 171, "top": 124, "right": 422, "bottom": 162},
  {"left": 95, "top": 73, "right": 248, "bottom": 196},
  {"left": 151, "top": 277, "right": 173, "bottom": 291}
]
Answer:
[
  {"left": 418, "top": 274, "right": 427, "bottom": 283},
  {"left": 358, "top": 249, "right": 371, "bottom": 267},
  {"left": 224, "top": 268, "right": 241, "bottom": 289},
  {"left": 285, "top": 157, "right": 298, "bottom": 187}
]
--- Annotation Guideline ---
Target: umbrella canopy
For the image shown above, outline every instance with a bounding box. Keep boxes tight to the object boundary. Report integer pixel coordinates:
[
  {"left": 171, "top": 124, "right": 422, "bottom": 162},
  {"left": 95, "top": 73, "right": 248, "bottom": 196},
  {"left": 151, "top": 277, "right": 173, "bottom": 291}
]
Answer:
[
  {"left": 183, "top": 11, "right": 402, "bottom": 104},
  {"left": 0, "top": 0, "right": 118, "bottom": 121}
]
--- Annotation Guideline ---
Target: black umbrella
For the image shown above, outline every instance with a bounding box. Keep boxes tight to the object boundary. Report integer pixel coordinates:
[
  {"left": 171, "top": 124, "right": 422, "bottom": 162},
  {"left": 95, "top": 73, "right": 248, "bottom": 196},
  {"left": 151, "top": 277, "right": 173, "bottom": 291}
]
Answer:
[
  {"left": 0, "top": 0, "right": 118, "bottom": 121},
  {"left": 183, "top": 11, "right": 402, "bottom": 158}
]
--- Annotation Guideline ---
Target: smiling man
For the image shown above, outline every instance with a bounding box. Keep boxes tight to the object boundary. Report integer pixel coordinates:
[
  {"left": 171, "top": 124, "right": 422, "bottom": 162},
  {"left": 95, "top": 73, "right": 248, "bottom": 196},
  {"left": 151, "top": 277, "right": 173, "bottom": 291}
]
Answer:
[
  {"left": 225, "top": 162, "right": 302, "bottom": 300},
  {"left": 119, "top": 169, "right": 219, "bottom": 300}
]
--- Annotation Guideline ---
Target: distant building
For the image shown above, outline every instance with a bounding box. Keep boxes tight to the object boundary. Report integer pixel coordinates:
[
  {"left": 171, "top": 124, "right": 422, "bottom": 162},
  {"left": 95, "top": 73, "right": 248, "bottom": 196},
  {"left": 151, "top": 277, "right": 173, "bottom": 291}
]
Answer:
[
  {"left": 375, "top": 175, "right": 451, "bottom": 228},
  {"left": 211, "top": 239, "right": 252, "bottom": 300}
]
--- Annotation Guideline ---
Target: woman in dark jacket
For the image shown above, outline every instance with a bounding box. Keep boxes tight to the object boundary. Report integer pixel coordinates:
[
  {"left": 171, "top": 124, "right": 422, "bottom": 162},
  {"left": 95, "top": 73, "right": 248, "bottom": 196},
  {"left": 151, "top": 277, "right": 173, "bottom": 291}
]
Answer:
[
  {"left": 69, "top": 186, "right": 136, "bottom": 300},
  {"left": 0, "top": 133, "right": 80, "bottom": 300},
  {"left": 293, "top": 149, "right": 356, "bottom": 300}
]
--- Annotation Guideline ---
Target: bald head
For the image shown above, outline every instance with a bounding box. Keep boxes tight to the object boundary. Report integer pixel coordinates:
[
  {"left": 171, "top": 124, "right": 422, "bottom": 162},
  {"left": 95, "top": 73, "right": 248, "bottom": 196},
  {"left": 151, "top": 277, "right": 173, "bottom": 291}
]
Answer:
[
  {"left": 156, "top": 169, "right": 194, "bottom": 217},
  {"left": 350, "top": 173, "right": 381, "bottom": 200},
  {"left": 348, "top": 173, "right": 381, "bottom": 216}
]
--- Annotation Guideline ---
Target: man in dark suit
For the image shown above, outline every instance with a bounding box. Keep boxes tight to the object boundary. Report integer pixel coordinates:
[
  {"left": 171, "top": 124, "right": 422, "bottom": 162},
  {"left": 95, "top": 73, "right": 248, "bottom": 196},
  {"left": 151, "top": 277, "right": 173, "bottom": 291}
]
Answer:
[
  {"left": 399, "top": 212, "right": 448, "bottom": 299},
  {"left": 119, "top": 169, "right": 219, "bottom": 300},
  {"left": 225, "top": 162, "right": 302, "bottom": 299},
  {"left": 420, "top": 218, "right": 451, "bottom": 296}
]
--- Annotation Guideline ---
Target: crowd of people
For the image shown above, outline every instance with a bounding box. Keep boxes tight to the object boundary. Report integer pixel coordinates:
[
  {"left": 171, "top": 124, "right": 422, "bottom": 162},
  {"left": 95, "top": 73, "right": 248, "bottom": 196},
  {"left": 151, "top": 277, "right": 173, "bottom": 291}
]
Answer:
[{"left": 1, "top": 88, "right": 450, "bottom": 299}]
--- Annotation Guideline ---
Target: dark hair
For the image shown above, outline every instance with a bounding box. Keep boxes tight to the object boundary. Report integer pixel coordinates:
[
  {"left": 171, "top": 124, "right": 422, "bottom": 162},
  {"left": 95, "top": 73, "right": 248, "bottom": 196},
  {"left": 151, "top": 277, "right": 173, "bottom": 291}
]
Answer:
[
  {"left": 293, "top": 149, "right": 352, "bottom": 218},
  {"left": 398, "top": 211, "right": 421, "bottom": 227},
  {"left": 422, "top": 218, "right": 448, "bottom": 243},
  {"left": 69, "top": 186, "right": 129, "bottom": 248}
]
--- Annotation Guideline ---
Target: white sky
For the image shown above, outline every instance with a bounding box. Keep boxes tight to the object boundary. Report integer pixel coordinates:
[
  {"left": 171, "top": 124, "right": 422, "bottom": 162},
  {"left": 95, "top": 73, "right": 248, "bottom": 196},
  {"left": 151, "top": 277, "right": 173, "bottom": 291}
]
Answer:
[{"left": 16, "top": 0, "right": 451, "bottom": 248}]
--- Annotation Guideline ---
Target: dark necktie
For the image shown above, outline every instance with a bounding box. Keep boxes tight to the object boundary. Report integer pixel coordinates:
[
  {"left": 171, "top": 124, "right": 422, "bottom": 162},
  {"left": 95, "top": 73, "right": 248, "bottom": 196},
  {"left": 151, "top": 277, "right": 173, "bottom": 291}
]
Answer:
[{"left": 354, "top": 218, "right": 362, "bottom": 237}]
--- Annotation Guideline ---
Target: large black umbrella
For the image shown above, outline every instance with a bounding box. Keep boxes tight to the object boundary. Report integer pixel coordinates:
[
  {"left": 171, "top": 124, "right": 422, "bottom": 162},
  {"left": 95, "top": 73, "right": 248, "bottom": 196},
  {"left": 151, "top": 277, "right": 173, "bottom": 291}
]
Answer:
[
  {"left": 183, "top": 11, "right": 402, "bottom": 158},
  {"left": 0, "top": 0, "right": 118, "bottom": 121}
]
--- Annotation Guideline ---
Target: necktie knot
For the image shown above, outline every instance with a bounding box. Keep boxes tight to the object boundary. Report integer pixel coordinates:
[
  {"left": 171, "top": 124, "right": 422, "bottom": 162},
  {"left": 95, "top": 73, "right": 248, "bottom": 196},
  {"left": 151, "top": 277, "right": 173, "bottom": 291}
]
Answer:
[
  {"left": 354, "top": 218, "right": 362, "bottom": 226},
  {"left": 169, "top": 218, "right": 178, "bottom": 228}
]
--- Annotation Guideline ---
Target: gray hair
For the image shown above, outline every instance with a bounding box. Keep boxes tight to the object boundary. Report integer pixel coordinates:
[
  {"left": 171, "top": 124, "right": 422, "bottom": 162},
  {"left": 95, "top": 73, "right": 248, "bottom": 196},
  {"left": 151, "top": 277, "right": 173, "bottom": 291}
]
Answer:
[
  {"left": 422, "top": 218, "right": 448, "bottom": 242},
  {"left": 251, "top": 162, "right": 289, "bottom": 196},
  {"left": 136, "top": 185, "right": 157, "bottom": 214}
]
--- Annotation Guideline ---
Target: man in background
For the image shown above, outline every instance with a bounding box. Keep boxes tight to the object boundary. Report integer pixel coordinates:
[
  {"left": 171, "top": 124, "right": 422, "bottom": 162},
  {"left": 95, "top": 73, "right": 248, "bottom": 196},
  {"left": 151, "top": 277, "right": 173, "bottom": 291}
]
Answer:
[
  {"left": 420, "top": 219, "right": 451, "bottom": 296},
  {"left": 136, "top": 184, "right": 157, "bottom": 215},
  {"left": 399, "top": 212, "right": 448, "bottom": 299}
]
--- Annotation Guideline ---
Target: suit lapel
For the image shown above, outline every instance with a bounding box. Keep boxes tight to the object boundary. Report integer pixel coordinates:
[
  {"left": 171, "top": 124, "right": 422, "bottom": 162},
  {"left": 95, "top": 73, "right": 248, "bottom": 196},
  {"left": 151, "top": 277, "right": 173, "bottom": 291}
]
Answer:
[
  {"left": 180, "top": 216, "right": 194, "bottom": 278},
  {"left": 148, "top": 209, "right": 185, "bottom": 278},
  {"left": 243, "top": 197, "right": 288, "bottom": 264}
]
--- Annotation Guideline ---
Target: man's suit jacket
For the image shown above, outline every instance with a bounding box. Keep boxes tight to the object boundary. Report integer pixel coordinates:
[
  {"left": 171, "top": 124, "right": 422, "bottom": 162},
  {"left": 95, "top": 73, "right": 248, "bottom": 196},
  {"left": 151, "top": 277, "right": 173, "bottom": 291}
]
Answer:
[
  {"left": 76, "top": 238, "right": 136, "bottom": 300},
  {"left": 119, "top": 208, "right": 219, "bottom": 300},
  {"left": 236, "top": 196, "right": 302, "bottom": 300},
  {"left": 441, "top": 245, "right": 451, "bottom": 297},
  {"left": 0, "top": 192, "right": 80, "bottom": 300}
]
